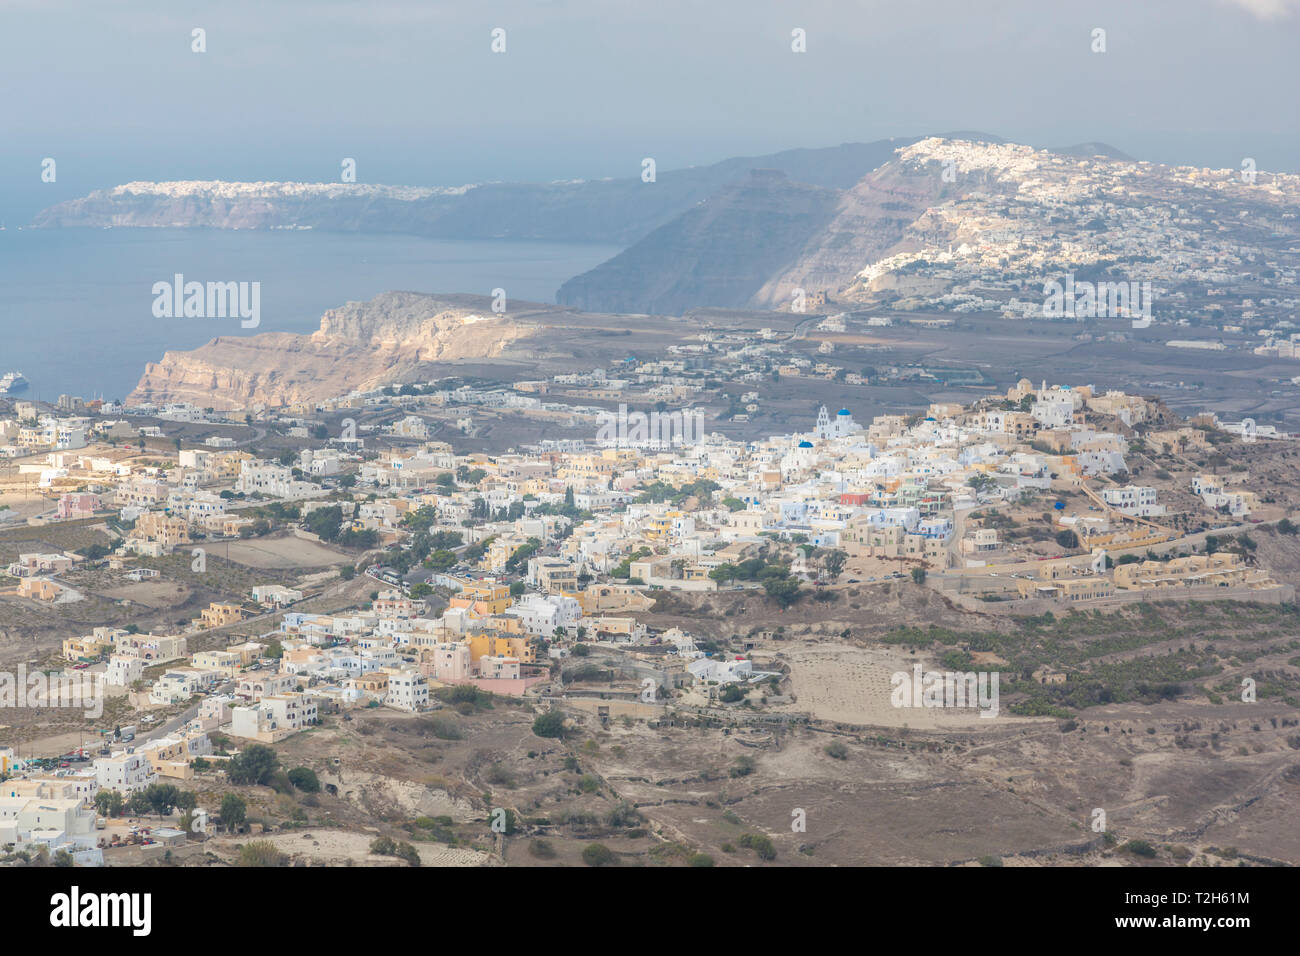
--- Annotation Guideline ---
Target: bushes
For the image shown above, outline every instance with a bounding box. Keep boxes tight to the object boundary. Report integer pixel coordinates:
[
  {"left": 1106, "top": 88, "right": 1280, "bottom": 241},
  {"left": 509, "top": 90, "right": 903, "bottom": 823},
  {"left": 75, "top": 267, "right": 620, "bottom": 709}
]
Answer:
[
  {"left": 225, "top": 744, "right": 279, "bottom": 786},
  {"left": 1123, "top": 839, "right": 1157, "bottom": 858},
  {"left": 719, "top": 684, "right": 746, "bottom": 703},
  {"left": 528, "top": 838, "right": 556, "bottom": 859},
  {"left": 605, "top": 802, "right": 644, "bottom": 829},
  {"left": 370, "top": 836, "right": 421, "bottom": 866},
  {"left": 411, "top": 816, "right": 457, "bottom": 845},
  {"left": 582, "top": 842, "right": 617, "bottom": 867},
  {"left": 729, "top": 755, "right": 756, "bottom": 778},
  {"left": 237, "top": 840, "right": 287, "bottom": 867},
  {"left": 422, "top": 715, "right": 463, "bottom": 740},
  {"left": 486, "top": 764, "right": 517, "bottom": 788},
  {"left": 532, "top": 711, "right": 566, "bottom": 739},
  {"left": 823, "top": 740, "right": 849, "bottom": 760},
  {"left": 287, "top": 767, "right": 320, "bottom": 793},
  {"left": 738, "top": 833, "right": 777, "bottom": 861}
]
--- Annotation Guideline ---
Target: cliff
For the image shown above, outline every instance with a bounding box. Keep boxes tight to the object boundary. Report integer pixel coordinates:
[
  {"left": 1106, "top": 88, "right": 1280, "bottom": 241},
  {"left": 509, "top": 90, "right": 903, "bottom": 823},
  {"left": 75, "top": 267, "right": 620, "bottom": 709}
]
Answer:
[
  {"left": 556, "top": 170, "right": 844, "bottom": 315},
  {"left": 128, "top": 292, "right": 535, "bottom": 409}
]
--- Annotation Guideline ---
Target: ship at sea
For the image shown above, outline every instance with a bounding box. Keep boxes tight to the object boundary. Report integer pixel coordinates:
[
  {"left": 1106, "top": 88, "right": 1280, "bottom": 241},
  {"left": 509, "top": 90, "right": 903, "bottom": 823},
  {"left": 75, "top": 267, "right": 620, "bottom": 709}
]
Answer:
[{"left": 0, "top": 371, "right": 28, "bottom": 395}]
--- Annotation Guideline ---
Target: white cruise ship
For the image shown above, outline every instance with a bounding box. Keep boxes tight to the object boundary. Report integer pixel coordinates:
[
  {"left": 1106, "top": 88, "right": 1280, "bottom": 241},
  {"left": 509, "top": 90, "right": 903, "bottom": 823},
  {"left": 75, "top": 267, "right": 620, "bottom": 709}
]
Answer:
[{"left": 0, "top": 371, "right": 29, "bottom": 395}]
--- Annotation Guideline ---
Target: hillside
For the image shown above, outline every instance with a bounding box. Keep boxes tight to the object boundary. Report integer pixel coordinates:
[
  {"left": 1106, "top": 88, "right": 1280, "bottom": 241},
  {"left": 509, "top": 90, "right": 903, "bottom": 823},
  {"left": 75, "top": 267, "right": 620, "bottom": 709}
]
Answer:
[
  {"left": 557, "top": 170, "right": 843, "bottom": 315},
  {"left": 557, "top": 136, "right": 1300, "bottom": 317}
]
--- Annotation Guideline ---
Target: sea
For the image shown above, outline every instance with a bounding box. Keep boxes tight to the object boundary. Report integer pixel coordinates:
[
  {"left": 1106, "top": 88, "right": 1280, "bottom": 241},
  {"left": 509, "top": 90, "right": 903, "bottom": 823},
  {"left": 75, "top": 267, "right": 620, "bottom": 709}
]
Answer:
[{"left": 0, "top": 228, "right": 619, "bottom": 402}]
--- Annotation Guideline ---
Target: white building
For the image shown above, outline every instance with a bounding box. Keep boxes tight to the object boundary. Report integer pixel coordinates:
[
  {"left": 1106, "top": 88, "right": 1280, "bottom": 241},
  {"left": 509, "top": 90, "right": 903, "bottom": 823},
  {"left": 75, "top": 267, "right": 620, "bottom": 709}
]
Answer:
[
  {"left": 383, "top": 670, "right": 429, "bottom": 711},
  {"left": 505, "top": 594, "right": 582, "bottom": 637},
  {"left": 104, "top": 655, "right": 145, "bottom": 689},
  {"left": 94, "top": 749, "right": 158, "bottom": 794},
  {"left": 1101, "top": 484, "right": 1166, "bottom": 517},
  {"left": 813, "top": 405, "right": 858, "bottom": 440},
  {"left": 235, "top": 460, "right": 317, "bottom": 499}
]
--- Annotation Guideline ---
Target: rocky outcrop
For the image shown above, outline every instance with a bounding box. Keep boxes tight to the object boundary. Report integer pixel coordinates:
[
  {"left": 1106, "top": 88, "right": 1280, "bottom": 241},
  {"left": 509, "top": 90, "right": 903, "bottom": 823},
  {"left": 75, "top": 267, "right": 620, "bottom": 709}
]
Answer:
[{"left": 128, "top": 292, "right": 535, "bottom": 409}]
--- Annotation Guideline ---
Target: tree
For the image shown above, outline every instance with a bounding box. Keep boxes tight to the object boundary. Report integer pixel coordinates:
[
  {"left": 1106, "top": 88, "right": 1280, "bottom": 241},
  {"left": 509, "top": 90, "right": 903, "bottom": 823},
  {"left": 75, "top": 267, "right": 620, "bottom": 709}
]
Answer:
[
  {"left": 304, "top": 505, "right": 344, "bottom": 542},
  {"left": 94, "top": 789, "right": 123, "bottom": 818},
  {"left": 720, "top": 684, "right": 746, "bottom": 704},
  {"left": 220, "top": 793, "right": 247, "bottom": 829},
  {"left": 532, "top": 711, "right": 566, "bottom": 739},
  {"left": 287, "top": 767, "right": 320, "bottom": 793},
  {"left": 582, "top": 843, "right": 617, "bottom": 867},
  {"left": 910, "top": 567, "right": 927, "bottom": 585},
  {"left": 226, "top": 744, "right": 279, "bottom": 786},
  {"left": 144, "top": 782, "right": 181, "bottom": 818},
  {"left": 823, "top": 550, "right": 848, "bottom": 580},
  {"left": 709, "top": 563, "right": 736, "bottom": 585},
  {"left": 126, "top": 791, "right": 150, "bottom": 817},
  {"left": 763, "top": 576, "right": 802, "bottom": 608},
  {"left": 1054, "top": 529, "right": 1080, "bottom": 550}
]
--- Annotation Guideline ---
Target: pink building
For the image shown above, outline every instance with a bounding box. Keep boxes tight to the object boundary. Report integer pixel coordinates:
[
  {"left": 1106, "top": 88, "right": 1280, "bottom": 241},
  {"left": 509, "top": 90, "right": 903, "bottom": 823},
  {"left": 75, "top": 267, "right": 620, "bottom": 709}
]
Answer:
[
  {"left": 57, "top": 492, "right": 101, "bottom": 520},
  {"left": 421, "top": 642, "right": 473, "bottom": 681}
]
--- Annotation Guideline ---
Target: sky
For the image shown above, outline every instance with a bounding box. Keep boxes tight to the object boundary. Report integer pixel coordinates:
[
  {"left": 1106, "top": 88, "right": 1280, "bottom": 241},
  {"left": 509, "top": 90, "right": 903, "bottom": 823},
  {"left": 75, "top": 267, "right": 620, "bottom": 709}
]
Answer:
[{"left": 1, "top": 0, "right": 1298, "bottom": 223}]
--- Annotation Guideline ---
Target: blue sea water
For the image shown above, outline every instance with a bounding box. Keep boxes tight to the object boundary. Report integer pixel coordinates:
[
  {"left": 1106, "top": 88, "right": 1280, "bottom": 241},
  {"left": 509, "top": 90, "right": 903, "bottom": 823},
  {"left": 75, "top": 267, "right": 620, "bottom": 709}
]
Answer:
[{"left": 0, "top": 228, "right": 618, "bottom": 402}]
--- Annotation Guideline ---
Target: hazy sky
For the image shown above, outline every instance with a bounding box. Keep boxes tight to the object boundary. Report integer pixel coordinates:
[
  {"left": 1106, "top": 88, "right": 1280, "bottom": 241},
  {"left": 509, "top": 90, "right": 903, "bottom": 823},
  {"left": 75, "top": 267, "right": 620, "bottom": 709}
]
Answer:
[{"left": 2, "top": 0, "right": 1298, "bottom": 221}]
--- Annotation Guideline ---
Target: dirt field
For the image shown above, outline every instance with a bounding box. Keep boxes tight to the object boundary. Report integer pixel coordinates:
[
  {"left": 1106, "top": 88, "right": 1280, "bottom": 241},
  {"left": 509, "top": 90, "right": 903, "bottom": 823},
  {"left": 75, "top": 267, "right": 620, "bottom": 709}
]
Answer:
[
  {"left": 774, "top": 642, "right": 1033, "bottom": 729},
  {"left": 218, "top": 534, "right": 350, "bottom": 568}
]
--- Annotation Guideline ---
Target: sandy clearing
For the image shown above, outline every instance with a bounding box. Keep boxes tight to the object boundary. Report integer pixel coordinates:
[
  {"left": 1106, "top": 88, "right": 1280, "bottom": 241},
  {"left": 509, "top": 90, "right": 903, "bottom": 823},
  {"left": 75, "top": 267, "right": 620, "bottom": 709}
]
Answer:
[
  {"left": 778, "top": 643, "right": 1041, "bottom": 729},
  {"left": 233, "top": 828, "right": 496, "bottom": 866},
  {"left": 219, "top": 535, "right": 349, "bottom": 568}
]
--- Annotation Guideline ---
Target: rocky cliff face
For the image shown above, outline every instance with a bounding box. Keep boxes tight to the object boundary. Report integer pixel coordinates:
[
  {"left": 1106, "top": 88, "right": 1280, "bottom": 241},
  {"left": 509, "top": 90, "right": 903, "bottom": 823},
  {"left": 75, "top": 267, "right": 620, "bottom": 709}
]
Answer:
[
  {"left": 554, "top": 156, "right": 951, "bottom": 313},
  {"left": 556, "top": 170, "right": 843, "bottom": 315},
  {"left": 128, "top": 292, "right": 534, "bottom": 409}
]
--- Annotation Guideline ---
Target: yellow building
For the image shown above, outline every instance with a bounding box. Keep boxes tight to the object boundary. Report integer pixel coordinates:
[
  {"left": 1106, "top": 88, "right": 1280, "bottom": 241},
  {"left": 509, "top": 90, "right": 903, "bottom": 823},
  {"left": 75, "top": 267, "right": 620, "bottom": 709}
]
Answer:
[
  {"left": 200, "top": 602, "right": 247, "bottom": 629},
  {"left": 62, "top": 632, "right": 115, "bottom": 662},
  {"left": 450, "top": 580, "right": 513, "bottom": 615},
  {"left": 1016, "top": 576, "right": 1115, "bottom": 601},
  {"left": 533, "top": 560, "right": 578, "bottom": 593},
  {"left": 193, "top": 650, "right": 243, "bottom": 678},
  {"left": 129, "top": 511, "right": 191, "bottom": 553},
  {"left": 465, "top": 633, "right": 536, "bottom": 664},
  {"left": 1114, "top": 552, "right": 1272, "bottom": 590}
]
